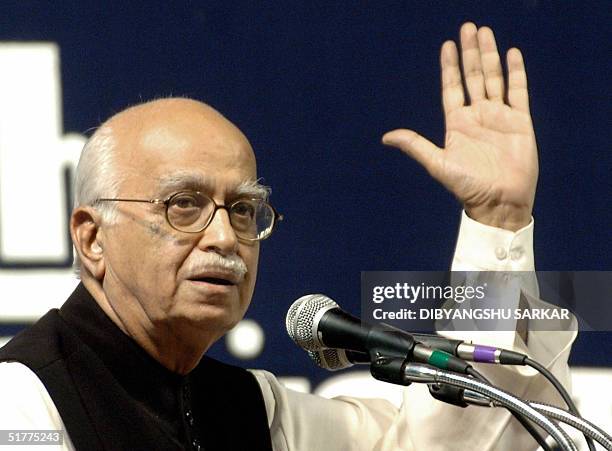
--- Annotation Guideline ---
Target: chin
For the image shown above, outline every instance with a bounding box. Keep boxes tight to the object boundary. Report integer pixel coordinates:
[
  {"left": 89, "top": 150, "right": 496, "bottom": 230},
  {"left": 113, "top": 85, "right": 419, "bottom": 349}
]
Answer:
[{"left": 187, "top": 304, "right": 243, "bottom": 332}]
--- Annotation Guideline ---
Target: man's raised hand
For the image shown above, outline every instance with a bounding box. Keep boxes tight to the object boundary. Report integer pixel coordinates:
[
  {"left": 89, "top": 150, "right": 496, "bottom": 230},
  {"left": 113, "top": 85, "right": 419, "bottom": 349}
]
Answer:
[{"left": 383, "top": 23, "right": 538, "bottom": 231}]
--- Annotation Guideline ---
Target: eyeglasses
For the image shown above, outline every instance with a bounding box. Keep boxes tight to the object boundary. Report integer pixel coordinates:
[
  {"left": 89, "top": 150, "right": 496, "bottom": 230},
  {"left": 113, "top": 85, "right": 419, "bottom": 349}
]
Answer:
[{"left": 95, "top": 191, "right": 283, "bottom": 241}]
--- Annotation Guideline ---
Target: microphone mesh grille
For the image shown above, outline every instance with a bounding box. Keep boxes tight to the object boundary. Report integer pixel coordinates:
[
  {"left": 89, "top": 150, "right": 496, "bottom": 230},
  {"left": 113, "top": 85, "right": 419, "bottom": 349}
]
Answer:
[
  {"left": 285, "top": 298, "right": 301, "bottom": 338},
  {"left": 307, "top": 349, "right": 351, "bottom": 371},
  {"left": 286, "top": 294, "right": 337, "bottom": 350},
  {"left": 306, "top": 350, "right": 324, "bottom": 367}
]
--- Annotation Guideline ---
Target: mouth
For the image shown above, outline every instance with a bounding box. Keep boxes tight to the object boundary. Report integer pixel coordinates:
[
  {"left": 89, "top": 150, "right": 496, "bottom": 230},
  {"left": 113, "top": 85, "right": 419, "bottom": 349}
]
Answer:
[
  {"left": 188, "top": 271, "right": 240, "bottom": 287},
  {"left": 192, "top": 277, "right": 235, "bottom": 286}
]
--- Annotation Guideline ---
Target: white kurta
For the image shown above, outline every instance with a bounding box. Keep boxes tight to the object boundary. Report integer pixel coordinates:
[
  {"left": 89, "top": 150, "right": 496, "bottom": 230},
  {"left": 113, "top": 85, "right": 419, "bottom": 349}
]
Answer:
[{"left": 0, "top": 212, "right": 576, "bottom": 450}]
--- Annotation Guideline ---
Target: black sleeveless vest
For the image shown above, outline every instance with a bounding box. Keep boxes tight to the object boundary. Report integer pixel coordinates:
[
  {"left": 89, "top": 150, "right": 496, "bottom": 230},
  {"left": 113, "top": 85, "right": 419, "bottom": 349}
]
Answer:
[{"left": 0, "top": 284, "right": 273, "bottom": 451}]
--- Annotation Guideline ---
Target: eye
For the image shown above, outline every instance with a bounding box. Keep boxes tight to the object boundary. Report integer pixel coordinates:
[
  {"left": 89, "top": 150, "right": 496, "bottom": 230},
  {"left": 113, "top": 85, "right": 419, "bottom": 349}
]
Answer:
[
  {"left": 231, "top": 200, "right": 256, "bottom": 219},
  {"left": 171, "top": 192, "right": 205, "bottom": 210},
  {"left": 166, "top": 193, "right": 210, "bottom": 229}
]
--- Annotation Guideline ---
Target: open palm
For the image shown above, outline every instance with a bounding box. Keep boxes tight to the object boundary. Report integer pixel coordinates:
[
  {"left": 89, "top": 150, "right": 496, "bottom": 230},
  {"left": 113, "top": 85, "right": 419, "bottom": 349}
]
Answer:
[{"left": 384, "top": 23, "right": 538, "bottom": 231}]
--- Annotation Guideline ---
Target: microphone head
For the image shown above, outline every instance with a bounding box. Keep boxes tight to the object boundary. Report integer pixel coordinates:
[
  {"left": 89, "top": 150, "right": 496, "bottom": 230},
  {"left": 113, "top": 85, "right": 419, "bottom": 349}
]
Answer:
[
  {"left": 286, "top": 294, "right": 338, "bottom": 351},
  {"left": 306, "top": 348, "right": 353, "bottom": 371}
]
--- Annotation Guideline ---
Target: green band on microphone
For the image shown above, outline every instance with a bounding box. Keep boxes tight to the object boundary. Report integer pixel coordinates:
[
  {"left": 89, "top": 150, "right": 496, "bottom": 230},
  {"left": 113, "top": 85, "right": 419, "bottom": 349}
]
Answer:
[{"left": 428, "top": 350, "right": 451, "bottom": 369}]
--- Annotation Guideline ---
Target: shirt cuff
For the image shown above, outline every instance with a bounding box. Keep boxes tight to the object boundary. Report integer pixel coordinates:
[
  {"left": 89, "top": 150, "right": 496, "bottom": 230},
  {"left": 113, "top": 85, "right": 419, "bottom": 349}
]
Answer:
[{"left": 451, "top": 210, "right": 535, "bottom": 272}]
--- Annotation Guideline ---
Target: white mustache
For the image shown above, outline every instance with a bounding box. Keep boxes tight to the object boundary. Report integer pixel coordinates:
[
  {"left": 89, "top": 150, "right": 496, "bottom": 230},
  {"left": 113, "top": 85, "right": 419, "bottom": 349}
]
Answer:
[{"left": 186, "top": 253, "right": 248, "bottom": 282}]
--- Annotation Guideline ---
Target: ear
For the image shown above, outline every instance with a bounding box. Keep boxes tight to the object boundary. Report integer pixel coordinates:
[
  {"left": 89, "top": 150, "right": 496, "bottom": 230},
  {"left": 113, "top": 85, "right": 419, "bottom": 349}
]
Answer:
[{"left": 70, "top": 207, "right": 106, "bottom": 280}]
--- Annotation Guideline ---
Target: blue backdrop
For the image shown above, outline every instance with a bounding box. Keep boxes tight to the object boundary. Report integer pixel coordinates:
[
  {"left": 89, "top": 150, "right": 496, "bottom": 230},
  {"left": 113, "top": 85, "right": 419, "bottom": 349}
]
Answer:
[{"left": 0, "top": 1, "right": 610, "bottom": 384}]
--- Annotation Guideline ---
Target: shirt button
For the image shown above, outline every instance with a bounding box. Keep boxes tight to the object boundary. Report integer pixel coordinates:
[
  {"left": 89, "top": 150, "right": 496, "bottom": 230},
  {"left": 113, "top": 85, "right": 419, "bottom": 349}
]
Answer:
[
  {"left": 510, "top": 248, "right": 523, "bottom": 260},
  {"left": 185, "top": 410, "right": 195, "bottom": 427},
  {"left": 495, "top": 247, "right": 508, "bottom": 260}
]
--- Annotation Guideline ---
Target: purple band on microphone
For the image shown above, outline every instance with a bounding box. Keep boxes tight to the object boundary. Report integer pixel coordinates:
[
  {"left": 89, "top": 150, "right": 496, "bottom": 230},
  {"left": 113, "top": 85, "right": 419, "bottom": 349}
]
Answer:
[{"left": 473, "top": 345, "right": 497, "bottom": 363}]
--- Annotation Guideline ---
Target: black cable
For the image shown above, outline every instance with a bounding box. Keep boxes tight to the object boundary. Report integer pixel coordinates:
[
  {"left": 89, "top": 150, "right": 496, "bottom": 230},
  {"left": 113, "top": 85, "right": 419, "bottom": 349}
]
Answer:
[
  {"left": 467, "top": 366, "right": 554, "bottom": 451},
  {"left": 523, "top": 358, "right": 575, "bottom": 413},
  {"left": 465, "top": 367, "right": 488, "bottom": 384},
  {"left": 524, "top": 357, "right": 597, "bottom": 451}
]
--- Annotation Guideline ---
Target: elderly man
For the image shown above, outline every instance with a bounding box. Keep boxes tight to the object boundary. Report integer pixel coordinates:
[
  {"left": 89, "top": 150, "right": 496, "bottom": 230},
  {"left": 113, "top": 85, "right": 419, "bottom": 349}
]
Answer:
[{"left": 0, "top": 23, "right": 574, "bottom": 450}]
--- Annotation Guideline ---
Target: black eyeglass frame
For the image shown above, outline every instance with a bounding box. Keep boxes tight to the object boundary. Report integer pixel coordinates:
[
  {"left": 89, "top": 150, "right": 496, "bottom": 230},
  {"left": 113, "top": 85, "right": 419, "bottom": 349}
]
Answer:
[{"left": 95, "top": 191, "right": 283, "bottom": 242}]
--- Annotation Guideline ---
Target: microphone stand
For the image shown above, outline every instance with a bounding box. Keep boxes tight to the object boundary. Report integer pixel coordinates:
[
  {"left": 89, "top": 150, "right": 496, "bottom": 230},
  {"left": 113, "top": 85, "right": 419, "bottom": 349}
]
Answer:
[
  {"left": 526, "top": 401, "right": 612, "bottom": 450},
  {"left": 369, "top": 357, "right": 579, "bottom": 451}
]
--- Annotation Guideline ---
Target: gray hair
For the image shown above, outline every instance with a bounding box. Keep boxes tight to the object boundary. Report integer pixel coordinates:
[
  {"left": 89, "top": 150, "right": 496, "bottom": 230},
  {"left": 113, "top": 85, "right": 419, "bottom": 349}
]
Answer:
[
  {"left": 73, "top": 124, "right": 121, "bottom": 221},
  {"left": 72, "top": 125, "right": 121, "bottom": 276}
]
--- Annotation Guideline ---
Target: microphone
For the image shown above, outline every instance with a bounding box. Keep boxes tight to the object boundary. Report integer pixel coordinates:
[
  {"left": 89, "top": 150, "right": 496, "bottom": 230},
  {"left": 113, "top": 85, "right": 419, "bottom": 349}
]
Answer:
[
  {"left": 286, "top": 294, "right": 415, "bottom": 356},
  {"left": 287, "top": 294, "right": 471, "bottom": 374},
  {"left": 287, "top": 294, "right": 525, "bottom": 366}
]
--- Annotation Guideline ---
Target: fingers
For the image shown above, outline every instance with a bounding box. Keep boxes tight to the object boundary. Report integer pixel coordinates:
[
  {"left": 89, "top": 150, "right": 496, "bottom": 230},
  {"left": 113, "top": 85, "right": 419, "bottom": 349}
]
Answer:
[
  {"left": 460, "top": 23, "right": 486, "bottom": 104},
  {"left": 477, "top": 27, "right": 504, "bottom": 102},
  {"left": 382, "top": 130, "right": 443, "bottom": 178},
  {"left": 456, "top": 23, "right": 523, "bottom": 107},
  {"left": 507, "top": 48, "right": 530, "bottom": 113},
  {"left": 441, "top": 41, "right": 465, "bottom": 115}
]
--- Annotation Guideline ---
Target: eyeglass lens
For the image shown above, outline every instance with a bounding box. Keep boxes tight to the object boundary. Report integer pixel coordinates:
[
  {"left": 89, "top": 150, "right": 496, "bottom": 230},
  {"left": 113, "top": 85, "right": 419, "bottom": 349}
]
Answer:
[{"left": 166, "top": 192, "right": 275, "bottom": 239}]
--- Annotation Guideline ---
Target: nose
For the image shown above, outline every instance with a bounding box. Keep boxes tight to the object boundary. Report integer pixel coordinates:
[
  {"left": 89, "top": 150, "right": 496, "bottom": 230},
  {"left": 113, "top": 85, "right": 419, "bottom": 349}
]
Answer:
[{"left": 197, "top": 206, "right": 239, "bottom": 256}]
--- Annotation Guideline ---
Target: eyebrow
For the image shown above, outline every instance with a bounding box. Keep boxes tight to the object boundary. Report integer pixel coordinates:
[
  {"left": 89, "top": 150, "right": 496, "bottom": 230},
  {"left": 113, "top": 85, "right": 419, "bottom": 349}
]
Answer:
[
  {"left": 235, "top": 179, "right": 271, "bottom": 200},
  {"left": 156, "top": 172, "right": 271, "bottom": 200},
  {"left": 157, "top": 172, "right": 215, "bottom": 193}
]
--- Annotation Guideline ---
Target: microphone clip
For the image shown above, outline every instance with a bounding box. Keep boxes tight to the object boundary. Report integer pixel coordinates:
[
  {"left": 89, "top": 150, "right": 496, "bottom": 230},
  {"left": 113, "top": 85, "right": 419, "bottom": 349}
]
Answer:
[{"left": 369, "top": 352, "right": 411, "bottom": 386}]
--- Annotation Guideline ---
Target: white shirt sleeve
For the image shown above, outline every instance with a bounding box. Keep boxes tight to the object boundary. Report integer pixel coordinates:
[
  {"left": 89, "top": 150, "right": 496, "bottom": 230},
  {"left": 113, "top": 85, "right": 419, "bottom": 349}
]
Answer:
[
  {"left": 251, "top": 369, "right": 403, "bottom": 451},
  {"left": 449, "top": 211, "right": 577, "bottom": 373},
  {"left": 0, "top": 361, "right": 75, "bottom": 450}
]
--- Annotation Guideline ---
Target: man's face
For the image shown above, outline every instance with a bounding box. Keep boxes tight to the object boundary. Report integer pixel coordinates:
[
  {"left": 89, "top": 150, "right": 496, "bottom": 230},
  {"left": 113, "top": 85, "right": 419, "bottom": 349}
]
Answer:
[{"left": 99, "top": 102, "right": 260, "bottom": 344}]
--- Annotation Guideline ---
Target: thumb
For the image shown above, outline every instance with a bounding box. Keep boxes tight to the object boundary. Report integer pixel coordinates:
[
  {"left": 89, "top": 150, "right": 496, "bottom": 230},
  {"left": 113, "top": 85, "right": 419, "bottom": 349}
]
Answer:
[{"left": 382, "top": 129, "right": 443, "bottom": 178}]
